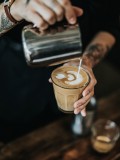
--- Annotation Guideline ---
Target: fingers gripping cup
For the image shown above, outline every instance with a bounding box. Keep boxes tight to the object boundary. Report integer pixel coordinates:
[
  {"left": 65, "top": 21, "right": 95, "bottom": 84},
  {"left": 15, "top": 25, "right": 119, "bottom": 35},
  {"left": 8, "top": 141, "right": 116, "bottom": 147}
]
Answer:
[{"left": 51, "top": 66, "right": 90, "bottom": 113}]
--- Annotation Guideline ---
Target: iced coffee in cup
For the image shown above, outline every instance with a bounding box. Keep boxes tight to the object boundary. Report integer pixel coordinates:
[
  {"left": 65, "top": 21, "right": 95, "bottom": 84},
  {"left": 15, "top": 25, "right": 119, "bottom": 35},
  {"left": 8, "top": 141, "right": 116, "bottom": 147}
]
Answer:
[{"left": 51, "top": 66, "right": 90, "bottom": 113}]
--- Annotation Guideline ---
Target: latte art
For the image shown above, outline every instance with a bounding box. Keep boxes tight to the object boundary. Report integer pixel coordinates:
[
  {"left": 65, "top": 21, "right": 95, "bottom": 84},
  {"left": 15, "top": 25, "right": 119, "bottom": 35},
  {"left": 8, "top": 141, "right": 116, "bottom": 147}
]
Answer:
[
  {"left": 56, "top": 71, "right": 83, "bottom": 85},
  {"left": 52, "top": 66, "right": 89, "bottom": 89}
]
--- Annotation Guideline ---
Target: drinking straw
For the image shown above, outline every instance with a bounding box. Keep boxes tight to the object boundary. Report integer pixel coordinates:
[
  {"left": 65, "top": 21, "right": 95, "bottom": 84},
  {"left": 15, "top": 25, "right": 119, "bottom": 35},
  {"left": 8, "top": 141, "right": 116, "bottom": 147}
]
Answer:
[{"left": 77, "top": 58, "right": 82, "bottom": 79}]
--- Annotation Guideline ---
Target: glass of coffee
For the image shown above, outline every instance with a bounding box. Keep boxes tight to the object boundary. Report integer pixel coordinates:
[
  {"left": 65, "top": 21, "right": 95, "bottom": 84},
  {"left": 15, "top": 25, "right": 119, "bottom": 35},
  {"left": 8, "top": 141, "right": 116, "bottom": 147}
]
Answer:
[
  {"left": 51, "top": 65, "right": 90, "bottom": 113},
  {"left": 91, "top": 119, "right": 120, "bottom": 153}
]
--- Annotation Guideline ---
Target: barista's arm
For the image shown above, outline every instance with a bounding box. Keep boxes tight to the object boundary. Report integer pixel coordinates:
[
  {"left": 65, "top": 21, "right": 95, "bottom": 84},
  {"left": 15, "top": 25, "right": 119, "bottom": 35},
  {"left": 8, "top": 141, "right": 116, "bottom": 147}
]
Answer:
[
  {"left": 0, "top": 3, "right": 17, "bottom": 36},
  {"left": 0, "top": 0, "right": 83, "bottom": 36},
  {"left": 73, "top": 31, "right": 116, "bottom": 115},
  {"left": 64, "top": 31, "right": 116, "bottom": 115},
  {"left": 82, "top": 31, "right": 116, "bottom": 68}
]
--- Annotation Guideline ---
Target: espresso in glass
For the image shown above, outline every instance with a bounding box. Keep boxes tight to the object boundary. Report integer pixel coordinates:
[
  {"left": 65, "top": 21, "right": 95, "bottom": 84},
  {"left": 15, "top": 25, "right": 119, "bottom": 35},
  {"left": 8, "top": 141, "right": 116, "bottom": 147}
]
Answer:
[{"left": 51, "top": 66, "right": 90, "bottom": 113}]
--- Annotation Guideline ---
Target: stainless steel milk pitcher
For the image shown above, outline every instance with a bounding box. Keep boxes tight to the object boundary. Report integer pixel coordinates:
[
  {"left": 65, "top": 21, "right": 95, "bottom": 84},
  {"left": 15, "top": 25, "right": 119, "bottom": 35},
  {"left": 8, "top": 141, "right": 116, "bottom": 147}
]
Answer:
[{"left": 22, "top": 22, "right": 82, "bottom": 67}]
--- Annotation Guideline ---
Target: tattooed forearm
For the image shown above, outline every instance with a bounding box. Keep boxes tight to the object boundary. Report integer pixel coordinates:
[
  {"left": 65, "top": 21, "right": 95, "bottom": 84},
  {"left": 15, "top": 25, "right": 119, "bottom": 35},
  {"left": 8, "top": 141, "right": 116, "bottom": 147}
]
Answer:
[
  {"left": 83, "top": 43, "right": 110, "bottom": 67},
  {"left": 0, "top": 13, "right": 16, "bottom": 36},
  {"left": 82, "top": 32, "right": 116, "bottom": 68},
  {"left": 0, "top": 4, "right": 16, "bottom": 36}
]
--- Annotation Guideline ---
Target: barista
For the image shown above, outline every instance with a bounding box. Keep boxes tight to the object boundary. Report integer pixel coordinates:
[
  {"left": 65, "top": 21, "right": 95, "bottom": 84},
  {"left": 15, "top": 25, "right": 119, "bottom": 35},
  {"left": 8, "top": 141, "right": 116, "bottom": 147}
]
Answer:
[{"left": 0, "top": 0, "right": 119, "bottom": 141}]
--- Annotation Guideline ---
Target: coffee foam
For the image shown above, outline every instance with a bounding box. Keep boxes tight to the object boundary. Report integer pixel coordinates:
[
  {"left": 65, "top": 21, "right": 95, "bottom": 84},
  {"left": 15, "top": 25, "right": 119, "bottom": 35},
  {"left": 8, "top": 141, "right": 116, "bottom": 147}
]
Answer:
[
  {"left": 56, "top": 70, "right": 83, "bottom": 86},
  {"left": 52, "top": 66, "right": 89, "bottom": 89},
  {"left": 56, "top": 73, "right": 65, "bottom": 79}
]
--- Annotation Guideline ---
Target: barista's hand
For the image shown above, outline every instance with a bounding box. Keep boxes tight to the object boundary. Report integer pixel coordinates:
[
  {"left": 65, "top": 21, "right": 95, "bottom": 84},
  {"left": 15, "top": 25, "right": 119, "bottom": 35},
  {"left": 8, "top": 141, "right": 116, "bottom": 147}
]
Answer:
[
  {"left": 63, "top": 58, "right": 97, "bottom": 116},
  {"left": 10, "top": 0, "right": 83, "bottom": 30}
]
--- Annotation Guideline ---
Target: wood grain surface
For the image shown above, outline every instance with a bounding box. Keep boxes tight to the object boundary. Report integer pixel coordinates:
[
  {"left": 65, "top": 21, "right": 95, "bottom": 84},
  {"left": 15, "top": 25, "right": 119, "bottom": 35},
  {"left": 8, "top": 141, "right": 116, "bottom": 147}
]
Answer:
[{"left": 0, "top": 90, "right": 120, "bottom": 160}]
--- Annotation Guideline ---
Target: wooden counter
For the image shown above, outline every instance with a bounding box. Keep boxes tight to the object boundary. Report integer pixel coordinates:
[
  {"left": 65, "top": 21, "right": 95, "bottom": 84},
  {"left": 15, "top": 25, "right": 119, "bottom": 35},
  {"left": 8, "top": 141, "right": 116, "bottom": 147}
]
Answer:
[{"left": 0, "top": 90, "right": 120, "bottom": 160}]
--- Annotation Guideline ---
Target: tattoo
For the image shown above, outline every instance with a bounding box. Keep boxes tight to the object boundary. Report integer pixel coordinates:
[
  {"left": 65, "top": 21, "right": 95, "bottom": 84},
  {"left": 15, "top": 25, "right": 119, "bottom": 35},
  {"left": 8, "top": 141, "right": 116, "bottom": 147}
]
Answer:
[
  {"left": 84, "top": 43, "right": 110, "bottom": 67},
  {"left": 0, "top": 12, "right": 15, "bottom": 36}
]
